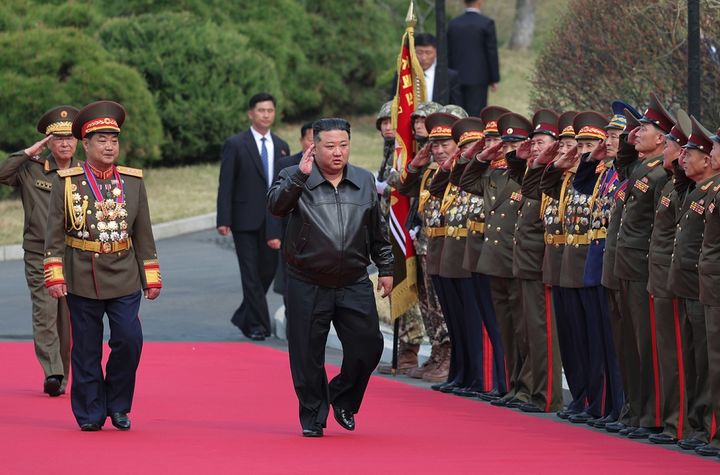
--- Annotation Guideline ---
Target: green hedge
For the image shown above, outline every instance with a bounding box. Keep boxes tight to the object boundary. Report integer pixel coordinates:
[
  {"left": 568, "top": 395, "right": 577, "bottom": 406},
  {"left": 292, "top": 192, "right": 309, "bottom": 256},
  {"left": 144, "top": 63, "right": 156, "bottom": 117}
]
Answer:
[
  {"left": 0, "top": 28, "right": 162, "bottom": 166},
  {"left": 99, "top": 12, "right": 282, "bottom": 164}
]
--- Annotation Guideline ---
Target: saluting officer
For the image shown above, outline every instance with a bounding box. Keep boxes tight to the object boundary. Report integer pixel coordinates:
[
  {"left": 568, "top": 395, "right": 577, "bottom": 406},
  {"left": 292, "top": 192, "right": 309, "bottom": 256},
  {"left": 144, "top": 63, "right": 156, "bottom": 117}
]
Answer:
[
  {"left": 0, "top": 106, "right": 80, "bottom": 396},
  {"left": 539, "top": 111, "right": 582, "bottom": 419},
  {"left": 697, "top": 125, "right": 720, "bottom": 457},
  {"left": 614, "top": 94, "right": 673, "bottom": 439},
  {"left": 512, "top": 109, "right": 563, "bottom": 413},
  {"left": 668, "top": 117, "right": 720, "bottom": 454},
  {"left": 461, "top": 111, "right": 528, "bottom": 408},
  {"left": 645, "top": 109, "right": 693, "bottom": 445},
  {"left": 44, "top": 101, "right": 162, "bottom": 431}
]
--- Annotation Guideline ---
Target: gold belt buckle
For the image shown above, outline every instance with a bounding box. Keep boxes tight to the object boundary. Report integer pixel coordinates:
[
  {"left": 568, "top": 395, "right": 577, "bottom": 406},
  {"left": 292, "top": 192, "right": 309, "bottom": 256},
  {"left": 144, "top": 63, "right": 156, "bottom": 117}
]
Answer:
[
  {"left": 102, "top": 242, "right": 112, "bottom": 253},
  {"left": 567, "top": 234, "right": 574, "bottom": 244}
]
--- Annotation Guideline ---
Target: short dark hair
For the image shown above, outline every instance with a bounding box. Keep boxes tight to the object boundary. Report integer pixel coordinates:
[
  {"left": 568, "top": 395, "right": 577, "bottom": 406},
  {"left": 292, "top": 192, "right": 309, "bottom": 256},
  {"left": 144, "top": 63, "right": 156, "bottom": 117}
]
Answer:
[
  {"left": 300, "top": 121, "right": 314, "bottom": 139},
  {"left": 313, "top": 118, "right": 351, "bottom": 142},
  {"left": 415, "top": 33, "right": 437, "bottom": 48},
  {"left": 248, "top": 92, "right": 276, "bottom": 110}
]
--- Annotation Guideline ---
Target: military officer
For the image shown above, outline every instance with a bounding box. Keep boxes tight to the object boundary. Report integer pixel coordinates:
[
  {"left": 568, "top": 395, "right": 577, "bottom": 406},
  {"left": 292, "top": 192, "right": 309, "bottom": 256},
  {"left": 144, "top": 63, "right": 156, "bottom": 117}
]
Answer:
[
  {"left": 44, "top": 100, "right": 162, "bottom": 431},
  {"left": 461, "top": 111, "right": 529, "bottom": 408},
  {"left": 644, "top": 109, "right": 693, "bottom": 444},
  {"left": 697, "top": 124, "right": 720, "bottom": 457},
  {"left": 456, "top": 106, "right": 511, "bottom": 401},
  {"left": 614, "top": 94, "right": 673, "bottom": 439},
  {"left": 0, "top": 106, "right": 80, "bottom": 396},
  {"left": 668, "top": 117, "right": 719, "bottom": 454},
  {"left": 539, "top": 111, "right": 584, "bottom": 419},
  {"left": 398, "top": 111, "right": 460, "bottom": 389},
  {"left": 511, "top": 109, "right": 563, "bottom": 413}
]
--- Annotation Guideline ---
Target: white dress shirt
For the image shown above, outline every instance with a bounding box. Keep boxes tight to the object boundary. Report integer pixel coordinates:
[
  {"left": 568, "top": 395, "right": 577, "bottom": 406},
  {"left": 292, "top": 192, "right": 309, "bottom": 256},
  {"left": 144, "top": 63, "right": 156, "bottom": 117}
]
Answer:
[
  {"left": 424, "top": 61, "right": 436, "bottom": 101},
  {"left": 250, "top": 126, "right": 274, "bottom": 187}
]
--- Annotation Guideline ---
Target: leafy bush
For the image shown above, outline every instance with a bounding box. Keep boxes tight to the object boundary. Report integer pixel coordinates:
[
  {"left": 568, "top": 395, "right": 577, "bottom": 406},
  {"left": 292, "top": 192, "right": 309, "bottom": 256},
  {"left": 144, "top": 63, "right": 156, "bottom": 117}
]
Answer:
[
  {"left": 531, "top": 0, "right": 720, "bottom": 127},
  {"left": 0, "top": 28, "right": 162, "bottom": 166},
  {"left": 99, "top": 12, "right": 281, "bottom": 164}
]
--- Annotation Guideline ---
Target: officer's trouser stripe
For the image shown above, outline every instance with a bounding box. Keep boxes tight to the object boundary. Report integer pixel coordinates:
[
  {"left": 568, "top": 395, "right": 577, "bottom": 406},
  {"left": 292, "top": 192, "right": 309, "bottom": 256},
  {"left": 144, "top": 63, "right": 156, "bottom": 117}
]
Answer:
[
  {"left": 544, "top": 285, "right": 554, "bottom": 413},
  {"left": 649, "top": 295, "right": 662, "bottom": 427},
  {"left": 671, "top": 298, "right": 686, "bottom": 439},
  {"left": 483, "top": 328, "right": 493, "bottom": 392}
]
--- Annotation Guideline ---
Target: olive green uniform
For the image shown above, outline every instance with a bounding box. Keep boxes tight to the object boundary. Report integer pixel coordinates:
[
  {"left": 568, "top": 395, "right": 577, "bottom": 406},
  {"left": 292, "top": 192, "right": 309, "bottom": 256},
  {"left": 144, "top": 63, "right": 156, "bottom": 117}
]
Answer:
[{"left": 0, "top": 151, "right": 79, "bottom": 383}]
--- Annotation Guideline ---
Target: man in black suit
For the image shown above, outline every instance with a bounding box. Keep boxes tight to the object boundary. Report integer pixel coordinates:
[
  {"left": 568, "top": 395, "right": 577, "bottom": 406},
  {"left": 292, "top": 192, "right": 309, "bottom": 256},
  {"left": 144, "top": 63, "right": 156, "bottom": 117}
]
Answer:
[
  {"left": 217, "top": 92, "right": 290, "bottom": 341},
  {"left": 390, "top": 33, "right": 462, "bottom": 106},
  {"left": 447, "top": 0, "right": 500, "bottom": 116}
]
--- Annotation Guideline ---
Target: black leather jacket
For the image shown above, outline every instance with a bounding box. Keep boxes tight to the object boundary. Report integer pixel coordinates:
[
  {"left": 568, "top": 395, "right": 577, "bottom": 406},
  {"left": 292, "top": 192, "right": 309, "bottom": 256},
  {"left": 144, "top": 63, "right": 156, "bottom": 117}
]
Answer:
[{"left": 268, "top": 164, "right": 393, "bottom": 288}]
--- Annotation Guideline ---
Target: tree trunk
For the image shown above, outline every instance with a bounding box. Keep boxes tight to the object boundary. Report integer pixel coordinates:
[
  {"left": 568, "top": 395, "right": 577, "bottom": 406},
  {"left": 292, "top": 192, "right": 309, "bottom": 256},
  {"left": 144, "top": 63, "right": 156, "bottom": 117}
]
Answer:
[{"left": 509, "top": 0, "right": 535, "bottom": 51}]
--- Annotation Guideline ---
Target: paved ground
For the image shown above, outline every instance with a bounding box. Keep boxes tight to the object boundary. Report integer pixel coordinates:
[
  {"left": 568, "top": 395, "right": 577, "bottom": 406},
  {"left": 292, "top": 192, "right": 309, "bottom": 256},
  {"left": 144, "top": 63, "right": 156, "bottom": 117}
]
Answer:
[{"left": 0, "top": 229, "right": 283, "bottom": 342}]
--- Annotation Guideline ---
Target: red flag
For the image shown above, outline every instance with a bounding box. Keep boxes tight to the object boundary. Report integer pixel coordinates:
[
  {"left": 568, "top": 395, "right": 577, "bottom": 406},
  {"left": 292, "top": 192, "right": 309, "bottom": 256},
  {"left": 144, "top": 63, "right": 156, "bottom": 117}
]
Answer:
[{"left": 388, "top": 4, "right": 426, "bottom": 319}]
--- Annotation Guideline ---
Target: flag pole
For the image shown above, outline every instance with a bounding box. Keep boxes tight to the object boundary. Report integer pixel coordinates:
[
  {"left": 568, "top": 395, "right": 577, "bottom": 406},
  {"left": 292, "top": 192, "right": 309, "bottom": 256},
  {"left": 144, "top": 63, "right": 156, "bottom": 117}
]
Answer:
[{"left": 390, "top": 0, "right": 419, "bottom": 376}]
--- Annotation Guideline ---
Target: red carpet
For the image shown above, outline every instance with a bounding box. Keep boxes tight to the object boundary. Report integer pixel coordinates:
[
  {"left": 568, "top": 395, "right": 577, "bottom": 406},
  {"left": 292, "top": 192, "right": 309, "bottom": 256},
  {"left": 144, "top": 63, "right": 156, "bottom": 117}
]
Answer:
[{"left": 0, "top": 342, "right": 717, "bottom": 474}]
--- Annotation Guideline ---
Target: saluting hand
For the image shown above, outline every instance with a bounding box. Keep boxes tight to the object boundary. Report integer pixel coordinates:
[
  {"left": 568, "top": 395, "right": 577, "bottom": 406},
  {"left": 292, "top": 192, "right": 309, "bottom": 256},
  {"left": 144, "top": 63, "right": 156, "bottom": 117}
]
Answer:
[
  {"left": 515, "top": 140, "right": 532, "bottom": 160},
  {"left": 441, "top": 148, "right": 462, "bottom": 171},
  {"left": 627, "top": 126, "right": 639, "bottom": 146},
  {"left": 476, "top": 142, "right": 503, "bottom": 162},
  {"left": 24, "top": 135, "right": 52, "bottom": 158},
  {"left": 464, "top": 137, "right": 486, "bottom": 160},
  {"left": 532, "top": 141, "right": 559, "bottom": 167},
  {"left": 410, "top": 143, "right": 432, "bottom": 168},
  {"left": 299, "top": 144, "right": 315, "bottom": 175},
  {"left": 554, "top": 145, "right": 579, "bottom": 170},
  {"left": 589, "top": 140, "right": 608, "bottom": 161},
  {"left": 377, "top": 276, "right": 393, "bottom": 298}
]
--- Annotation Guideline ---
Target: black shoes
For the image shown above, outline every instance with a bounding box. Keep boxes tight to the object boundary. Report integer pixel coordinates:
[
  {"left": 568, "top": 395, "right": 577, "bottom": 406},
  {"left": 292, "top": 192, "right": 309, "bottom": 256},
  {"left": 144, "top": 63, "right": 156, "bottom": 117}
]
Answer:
[
  {"left": 80, "top": 423, "right": 102, "bottom": 431},
  {"left": 568, "top": 412, "right": 594, "bottom": 424},
  {"left": 44, "top": 375, "right": 64, "bottom": 397},
  {"left": 695, "top": 444, "right": 720, "bottom": 457},
  {"left": 648, "top": 432, "right": 678, "bottom": 445},
  {"left": 519, "top": 403, "right": 543, "bottom": 413},
  {"left": 479, "top": 389, "right": 503, "bottom": 401},
  {"left": 452, "top": 387, "right": 484, "bottom": 398},
  {"left": 627, "top": 427, "right": 661, "bottom": 439},
  {"left": 605, "top": 421, "right": 627, "bottom": 433},
  {"left": 333, "top": 407, "right": 355, "bottom": 431},
  {"left": 302, "top": 428, "right": 324, "bottom": 438},
  {"left": 248, "top": 331, "right": 266, "bottom": 341},
  {"left": 678, "top": 438, "right": 706, "bottom": 450},
  {"left": 438, "top": 382, "right": 460, "bottom": 394},
  {"left": 110, "top": 412, "right": 131, "bottom": 431}
]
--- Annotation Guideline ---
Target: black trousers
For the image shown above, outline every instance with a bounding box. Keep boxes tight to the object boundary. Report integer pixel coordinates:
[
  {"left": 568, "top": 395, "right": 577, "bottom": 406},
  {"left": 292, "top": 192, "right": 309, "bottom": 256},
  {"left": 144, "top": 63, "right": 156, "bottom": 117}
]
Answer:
[
  {"left": 431, "top": 275, "right": 465, "bottom": 385},
  {"left": 553, "top": 287, "right": 588, "bottom": 413},
  {"left": 231, "top": 228, "right": 278, "bottom": 337},
  {"left": 460, "top": 84, "right": 489, "bottom": 117},
  {"left": 286, "top": 276, "right": 383, "bottom": 431},
  {"left": 470, "top": 273, "right": 507, "bottom": 393},
  {"left": 65, "top": 291, "right": 142, "bottom": 426}
]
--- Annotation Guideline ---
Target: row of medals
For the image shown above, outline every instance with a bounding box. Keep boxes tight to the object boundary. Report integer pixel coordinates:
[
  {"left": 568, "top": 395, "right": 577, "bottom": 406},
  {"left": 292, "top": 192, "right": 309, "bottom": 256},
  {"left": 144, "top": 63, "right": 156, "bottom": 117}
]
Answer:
[{"left": 71, "top": 183, "right": 128, "bottom": 243}]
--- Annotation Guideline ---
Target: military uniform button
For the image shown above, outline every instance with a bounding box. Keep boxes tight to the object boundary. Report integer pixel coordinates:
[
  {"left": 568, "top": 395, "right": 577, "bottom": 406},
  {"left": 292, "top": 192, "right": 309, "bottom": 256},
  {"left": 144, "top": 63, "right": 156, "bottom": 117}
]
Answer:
[
  {"left": 87, "top": 210, "right": 92, "bottom": 215},
  {"left": 501, "top": 213, "right": 505, "bottom": 217},
  {"left": 94, "top": 253, "right": 99, "bottom": 258},
  {"left": 494, "top": 240, "right": 498, "bottom": 244}
]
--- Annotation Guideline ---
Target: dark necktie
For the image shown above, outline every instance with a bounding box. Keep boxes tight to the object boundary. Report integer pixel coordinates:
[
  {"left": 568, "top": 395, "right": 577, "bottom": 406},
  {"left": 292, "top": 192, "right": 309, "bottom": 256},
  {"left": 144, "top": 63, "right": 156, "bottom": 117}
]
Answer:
[{"left": 260, "top": 137, "right": 269, "bottom": 188}]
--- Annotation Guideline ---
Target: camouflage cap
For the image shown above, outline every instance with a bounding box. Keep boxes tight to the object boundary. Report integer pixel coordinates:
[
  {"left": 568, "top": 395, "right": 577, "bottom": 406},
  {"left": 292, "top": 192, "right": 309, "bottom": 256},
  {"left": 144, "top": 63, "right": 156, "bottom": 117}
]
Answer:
[
  {"left": 375, "top": 100, "right": 394, "bottom": 130},
  {"left": 438, "top": 104, "right": 468, "bottom": 119},
  {"left": 411, "top": 101, "right": 442, "bottom": 119}
]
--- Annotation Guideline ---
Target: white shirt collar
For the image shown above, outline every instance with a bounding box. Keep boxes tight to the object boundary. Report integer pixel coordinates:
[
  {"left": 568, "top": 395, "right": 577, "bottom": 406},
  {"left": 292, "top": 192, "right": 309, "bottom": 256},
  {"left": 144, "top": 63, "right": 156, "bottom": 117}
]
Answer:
[
  {"left": 465, "top": 8, "right": 482, "bottom": 14},
  {"left": 425, "top": 60, "right": 436, "bottom": 76},
  {"left": 250, "top": 126, "right": 270, "bottom": 141}
]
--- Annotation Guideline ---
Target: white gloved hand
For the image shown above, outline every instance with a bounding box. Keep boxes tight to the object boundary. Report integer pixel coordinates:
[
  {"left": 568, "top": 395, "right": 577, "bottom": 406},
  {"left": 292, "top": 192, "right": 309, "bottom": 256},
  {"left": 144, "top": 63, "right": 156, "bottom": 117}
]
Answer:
[
  {"left": 408, "top": 226, "right": 420, "bottom": 241},
  {"left": 375, "top": 178, "right": 388, "bottom": 195}
]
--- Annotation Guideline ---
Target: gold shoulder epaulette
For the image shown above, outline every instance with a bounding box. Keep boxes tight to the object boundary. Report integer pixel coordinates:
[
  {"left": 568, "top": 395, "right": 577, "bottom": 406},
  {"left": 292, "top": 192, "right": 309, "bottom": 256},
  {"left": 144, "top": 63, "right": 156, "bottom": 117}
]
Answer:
[
  {"left": 57, "top": 166, "right": 84, "bottom": 177},
  {"left": 116, "top": 166, "right": 143, "bottom": 178},
  {"left": 701, "top": 180, "right": 713, "bottom": 191},
  {"left": 646, "top": 160, "right": 661, "bottom": 168}
]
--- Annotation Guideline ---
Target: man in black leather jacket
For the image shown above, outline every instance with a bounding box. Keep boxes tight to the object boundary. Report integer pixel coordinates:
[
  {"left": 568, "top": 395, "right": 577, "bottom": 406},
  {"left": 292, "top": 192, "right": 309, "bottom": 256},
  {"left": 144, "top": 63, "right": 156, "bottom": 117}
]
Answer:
[{"left": 267, "top": 118, "right": 394, "bottom": 438}]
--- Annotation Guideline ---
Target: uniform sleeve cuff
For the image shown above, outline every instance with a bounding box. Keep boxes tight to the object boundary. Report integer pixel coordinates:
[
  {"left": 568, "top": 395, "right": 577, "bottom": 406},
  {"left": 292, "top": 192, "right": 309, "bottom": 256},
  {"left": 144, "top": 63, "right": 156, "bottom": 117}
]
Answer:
[
  {"left": 43, "top": 257, "right": 65, "bottom": 287},
  {"left": 143, "top": 259, "right": 162, "bottom": 289},
  {"left": 378, "top": 268, "right": 394, "bottom": 277}
]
